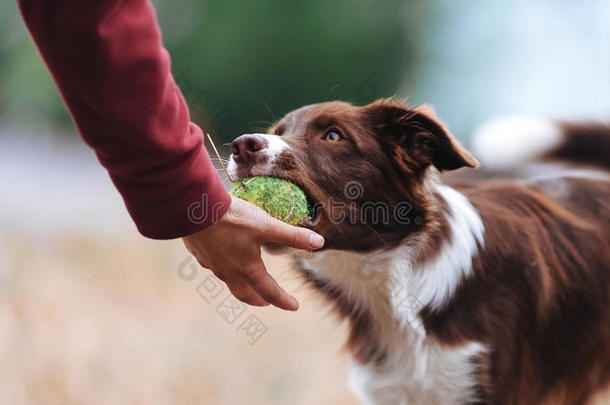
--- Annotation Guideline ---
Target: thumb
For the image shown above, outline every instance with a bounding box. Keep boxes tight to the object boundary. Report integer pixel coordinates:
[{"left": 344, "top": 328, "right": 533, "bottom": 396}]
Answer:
[{"left": 262, "top": 220, "right": 325, "bottom": 250}]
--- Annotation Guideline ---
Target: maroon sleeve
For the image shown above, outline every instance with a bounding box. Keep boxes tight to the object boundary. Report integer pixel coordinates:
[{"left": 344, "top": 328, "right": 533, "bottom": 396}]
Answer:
[{"left": 18, "top": 0, "right": 231, "bottom": 239}]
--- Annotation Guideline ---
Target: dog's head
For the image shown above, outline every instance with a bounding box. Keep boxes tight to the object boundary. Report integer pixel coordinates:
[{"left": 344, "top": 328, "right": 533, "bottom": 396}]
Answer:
[{"left": 227, "top": 98, "right": 478, "bottom": 250}]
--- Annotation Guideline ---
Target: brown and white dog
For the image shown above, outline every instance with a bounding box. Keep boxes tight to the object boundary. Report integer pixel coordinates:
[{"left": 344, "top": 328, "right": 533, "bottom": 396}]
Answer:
[{"left": 227, "top": 98, "right": 610, "bottom": 405}]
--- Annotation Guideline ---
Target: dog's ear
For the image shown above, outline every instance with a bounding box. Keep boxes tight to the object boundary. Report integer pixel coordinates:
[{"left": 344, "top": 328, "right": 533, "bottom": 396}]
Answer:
[{"left": 362, "top": 99, "right": 478, "bottom": 173}]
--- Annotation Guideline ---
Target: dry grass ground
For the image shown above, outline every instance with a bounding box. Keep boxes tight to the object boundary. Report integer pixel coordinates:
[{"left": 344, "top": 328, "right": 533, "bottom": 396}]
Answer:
[{"left": 0, "top": 230, "right": 358, "bottom": 405}]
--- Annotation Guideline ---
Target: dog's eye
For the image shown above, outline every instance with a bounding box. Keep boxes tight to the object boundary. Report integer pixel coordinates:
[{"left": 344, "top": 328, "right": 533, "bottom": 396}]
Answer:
[{"left": 324, "top": 131, "right": 343, "bottom": 142}]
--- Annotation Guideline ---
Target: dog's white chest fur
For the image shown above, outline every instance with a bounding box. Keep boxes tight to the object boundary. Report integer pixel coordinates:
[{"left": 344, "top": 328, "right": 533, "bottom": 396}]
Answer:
[
  {"left": 302, "top": 247, "right": 485, "bottom": 405},
  {"left": 348, "top": 340, "right": 485, "bottom": 405},
  {"left": 296, "top": 183, "right": 486, "bottom": 404}
]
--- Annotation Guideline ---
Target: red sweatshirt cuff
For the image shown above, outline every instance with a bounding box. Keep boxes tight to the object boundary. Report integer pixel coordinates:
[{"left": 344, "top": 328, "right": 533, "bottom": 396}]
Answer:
[{"left": 105, "top": 123, "right": 232, "bottom": 239}]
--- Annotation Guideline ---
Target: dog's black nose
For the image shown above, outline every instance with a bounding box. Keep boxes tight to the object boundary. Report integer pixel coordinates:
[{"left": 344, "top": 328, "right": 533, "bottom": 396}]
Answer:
[{"left": 231, "top": 134, "right": 268, "bottom": 165}]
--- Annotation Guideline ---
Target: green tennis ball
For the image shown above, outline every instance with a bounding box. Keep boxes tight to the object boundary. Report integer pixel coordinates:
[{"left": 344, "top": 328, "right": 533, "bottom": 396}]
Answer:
[{"left": 230, "top": 177, "right": 309, "bottom": 225}]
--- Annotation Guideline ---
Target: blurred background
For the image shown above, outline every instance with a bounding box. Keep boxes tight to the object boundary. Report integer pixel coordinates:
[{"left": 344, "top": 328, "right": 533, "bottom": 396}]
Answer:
[{"left": 0, "top": 0, "right": 609, "bottom": 404}]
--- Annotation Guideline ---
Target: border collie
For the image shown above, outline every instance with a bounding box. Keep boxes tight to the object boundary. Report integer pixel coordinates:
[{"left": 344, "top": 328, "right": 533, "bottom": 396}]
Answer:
[{"left": 227, "top": 98, "right": 610, "bottom": 405}]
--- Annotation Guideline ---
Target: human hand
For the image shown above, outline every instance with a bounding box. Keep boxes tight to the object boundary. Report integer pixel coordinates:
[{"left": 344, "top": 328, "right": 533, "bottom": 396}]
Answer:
[{"left": 182, "top": 196, "right": 324, "bottom": 311}]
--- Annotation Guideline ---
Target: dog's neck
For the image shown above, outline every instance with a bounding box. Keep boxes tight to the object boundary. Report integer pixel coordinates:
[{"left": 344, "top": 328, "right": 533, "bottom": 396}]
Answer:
[{"left": 295, "top": 175, "right": 485, "bottom": 364}]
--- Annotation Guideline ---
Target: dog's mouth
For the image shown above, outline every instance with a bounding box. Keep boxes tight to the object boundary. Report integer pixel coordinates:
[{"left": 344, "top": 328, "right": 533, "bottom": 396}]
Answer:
[{"left": 291, "top": 180, "right": 322, "bottom": 229}]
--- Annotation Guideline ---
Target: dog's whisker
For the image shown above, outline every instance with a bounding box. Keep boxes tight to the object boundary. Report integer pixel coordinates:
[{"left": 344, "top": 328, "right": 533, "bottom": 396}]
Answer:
[{"left": 261, "top": 100, "right": 277, "bottom": 121}]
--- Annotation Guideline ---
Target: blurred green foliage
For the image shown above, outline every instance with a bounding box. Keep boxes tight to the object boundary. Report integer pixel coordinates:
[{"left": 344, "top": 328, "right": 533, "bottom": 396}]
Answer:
[
  {"left": 0, "top": 1, "right": 73, "bottom": 128},
  {"left": 161, "top": 0, "right": 409, "bottom": 143},
  {"left": 1, "top": 0, "right": 413, "bottom": 145}
]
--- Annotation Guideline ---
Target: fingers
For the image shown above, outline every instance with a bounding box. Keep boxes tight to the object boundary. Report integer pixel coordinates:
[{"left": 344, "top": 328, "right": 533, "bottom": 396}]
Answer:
[
  {"left": 210, "top": 258, "right": 298, "bottom": 311},
  {"left": 231, "top": 197, "right": 324, "bottom": 250},
  {"left": 240, "top": 258, "right": 299, "bottom": 311},
  {"left": 262, "top": 219, "right": 325, "bottom": 251},
  {"left": 225, "top": 281, "right": 269, "bottom": 307},
  {"left": 183, "top": 198, "right": 308, "bottom": 311}
]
